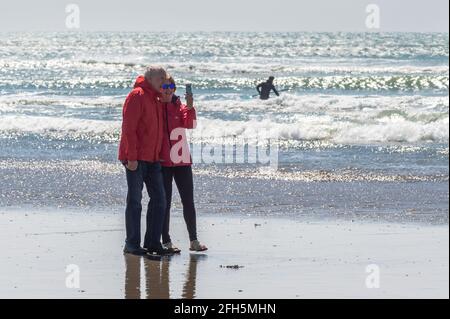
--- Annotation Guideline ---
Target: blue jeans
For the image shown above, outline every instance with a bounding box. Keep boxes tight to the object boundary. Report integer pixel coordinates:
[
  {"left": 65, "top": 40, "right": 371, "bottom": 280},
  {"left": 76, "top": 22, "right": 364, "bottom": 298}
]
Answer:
[{"left": 124, "top": 161, "right": 166, "bottom": 249}]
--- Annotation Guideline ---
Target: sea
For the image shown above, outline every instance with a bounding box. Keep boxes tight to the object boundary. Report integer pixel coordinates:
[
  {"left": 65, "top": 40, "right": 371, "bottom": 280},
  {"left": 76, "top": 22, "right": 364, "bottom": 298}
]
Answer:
[{"left": 0, "top": 32, "right": 448, "bottom": 223}]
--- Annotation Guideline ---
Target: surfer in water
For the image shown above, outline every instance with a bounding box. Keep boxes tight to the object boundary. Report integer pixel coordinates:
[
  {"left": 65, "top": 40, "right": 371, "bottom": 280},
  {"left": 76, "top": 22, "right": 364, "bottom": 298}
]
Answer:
[{"left": 256, "top": 76, "right": 279, "bottom": 100}]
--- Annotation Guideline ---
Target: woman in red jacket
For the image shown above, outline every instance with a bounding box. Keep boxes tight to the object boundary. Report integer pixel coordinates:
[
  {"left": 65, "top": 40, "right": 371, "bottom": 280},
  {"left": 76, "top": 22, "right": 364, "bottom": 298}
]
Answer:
[{"left": 159, "top": 75, "right": 207, "bottom": 253}]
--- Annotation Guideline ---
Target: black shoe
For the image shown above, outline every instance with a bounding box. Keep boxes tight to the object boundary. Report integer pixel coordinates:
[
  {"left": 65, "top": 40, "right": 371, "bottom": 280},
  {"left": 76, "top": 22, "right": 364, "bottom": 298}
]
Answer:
[{"left": 123, "top": 245, "right": 147, "bottom": 256}]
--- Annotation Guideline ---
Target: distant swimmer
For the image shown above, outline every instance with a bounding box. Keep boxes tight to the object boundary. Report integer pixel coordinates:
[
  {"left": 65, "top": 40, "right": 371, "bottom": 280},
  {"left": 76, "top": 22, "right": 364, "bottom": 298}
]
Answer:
[{"left": 256, "top": 76, "right": 279, "bottom": 100}]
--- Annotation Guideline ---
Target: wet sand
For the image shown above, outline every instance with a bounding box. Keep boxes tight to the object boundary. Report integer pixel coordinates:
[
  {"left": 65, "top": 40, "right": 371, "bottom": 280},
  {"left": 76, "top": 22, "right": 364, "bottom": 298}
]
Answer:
[
  {"left": 1, "top": 160, "right": 448, "bottom": 225},
  {"left": 0, "top": 209, "right": 448, "bottom": 299}
]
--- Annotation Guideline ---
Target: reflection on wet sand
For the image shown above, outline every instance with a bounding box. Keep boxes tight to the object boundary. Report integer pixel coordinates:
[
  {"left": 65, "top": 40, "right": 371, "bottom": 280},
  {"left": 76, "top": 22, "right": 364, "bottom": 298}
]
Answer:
[
  {"left": 124, "top": 253, "right": 207, "bottom": 299},
  {"left": 145, "top": 257, "right": 170, "bottom": 299},
  {"left": 124, "top": 254, "right": 141, "bottom": 299},
  {"left": 182, "top": 254, "right": 207, "bottom": 299}
]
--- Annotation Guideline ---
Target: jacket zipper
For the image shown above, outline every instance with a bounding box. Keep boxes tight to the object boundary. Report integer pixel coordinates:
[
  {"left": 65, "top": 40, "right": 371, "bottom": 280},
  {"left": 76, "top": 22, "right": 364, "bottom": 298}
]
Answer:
[{"left": 165, "top": 103, "right": 174, "bottom": 166}]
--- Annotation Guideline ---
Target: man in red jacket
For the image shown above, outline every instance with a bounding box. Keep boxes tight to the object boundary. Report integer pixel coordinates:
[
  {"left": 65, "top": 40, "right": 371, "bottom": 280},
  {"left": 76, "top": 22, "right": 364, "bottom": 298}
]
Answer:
[{"left": 119, "top": 66, "right": 172, "bottom": 256}]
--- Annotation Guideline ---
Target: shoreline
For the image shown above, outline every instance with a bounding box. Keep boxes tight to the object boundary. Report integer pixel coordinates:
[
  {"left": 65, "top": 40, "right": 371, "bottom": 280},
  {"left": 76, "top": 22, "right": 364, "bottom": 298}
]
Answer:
[
  {"left": 1, "top": 159, "right": 448, "bottom": 225},
  {"left": 2, "top": 205, "right": 449, "bottom": 227}
]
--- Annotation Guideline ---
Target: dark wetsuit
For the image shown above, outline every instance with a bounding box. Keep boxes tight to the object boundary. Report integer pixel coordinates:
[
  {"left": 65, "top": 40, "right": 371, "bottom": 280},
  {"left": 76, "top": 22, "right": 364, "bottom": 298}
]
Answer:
[{"left": 256, "top": 81, "right": 279, "bottom": 100}]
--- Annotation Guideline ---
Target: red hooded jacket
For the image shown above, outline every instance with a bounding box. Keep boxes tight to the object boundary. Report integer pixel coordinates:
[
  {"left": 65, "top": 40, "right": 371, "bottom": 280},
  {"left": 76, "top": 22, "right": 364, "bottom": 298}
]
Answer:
[
  {"left": 118, "top": 76, "right": 164, "bottom": 163},
  {"left": 160, "top": 95, "right": 197, "bottom": 167}
]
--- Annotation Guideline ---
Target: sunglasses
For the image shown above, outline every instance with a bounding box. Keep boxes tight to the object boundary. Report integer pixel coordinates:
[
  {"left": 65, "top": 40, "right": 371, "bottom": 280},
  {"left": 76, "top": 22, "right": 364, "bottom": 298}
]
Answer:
[{"left": 162, "top": 83, "right": 176, "bottom": 90}]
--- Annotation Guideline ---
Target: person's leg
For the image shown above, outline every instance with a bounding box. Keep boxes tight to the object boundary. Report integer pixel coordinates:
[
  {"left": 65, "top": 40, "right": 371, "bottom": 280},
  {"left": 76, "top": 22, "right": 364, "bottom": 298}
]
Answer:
[
  {"left": 161, "top": 167, "right": 174, "bottom": 245},
  {"left": 143, "top": 162, "right": 167, "bottom": 249},
  {"left": 143, "top": 181, "right": 153, "bottom": 249},
  {"left": 124, "top": 162, "right": 145, "bottom": 249},
  {"left": 143, "top": 166, "right": 158, "bottom": 249},
  {"left": 144, "top": 164, "right": 171, "bottom": 248},
  {"left": 173, "top": 166, "right": 197, "bottom": 242}
]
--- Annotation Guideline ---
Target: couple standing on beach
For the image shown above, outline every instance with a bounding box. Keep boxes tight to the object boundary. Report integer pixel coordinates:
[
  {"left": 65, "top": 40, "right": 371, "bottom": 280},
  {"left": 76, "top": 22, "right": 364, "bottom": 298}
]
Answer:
[{"left": 118, "top": 66, "right": 207, "bottom": 257}]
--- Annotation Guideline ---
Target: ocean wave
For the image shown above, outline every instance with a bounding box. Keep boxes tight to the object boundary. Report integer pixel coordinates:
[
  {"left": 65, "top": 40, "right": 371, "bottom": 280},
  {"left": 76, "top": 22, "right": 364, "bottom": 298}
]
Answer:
[
  {"left": 2, "top": 93, "right": 447, "bottom": 114},
  {"left": 0, "top": 95, "right": 124, "bottom": 117},
  {"left": 3, "top": 58, "right": 448, "bottom": 77},
  {"left": 193, "top": 116, "right": 449, "bottom": 144},
  {"left": 0, "top": 78, "right": 134, "bottom": 90},
  {"left": 0, "top": 93, "right": 448, "bottom": 144},
  {"left": 0, "top": 109, "right": 447, "bottom": 145},
  {"left": 190, "top": 75, "right": 449, "bottom": 92},
  {"left": 0, "top": 115, "right": 120, "bottom": 142},
  {"left": 196, "top": 94, "right": 449, "bottom": 114},
  {"left": 0, "top": 74, "right": 448, "bottom": 92}
]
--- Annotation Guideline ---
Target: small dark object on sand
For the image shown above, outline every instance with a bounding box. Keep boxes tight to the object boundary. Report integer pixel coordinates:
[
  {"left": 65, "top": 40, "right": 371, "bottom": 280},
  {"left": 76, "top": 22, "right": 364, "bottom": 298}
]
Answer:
[{"left": 220, "top": 265, "right": 244, "bottom": 269}]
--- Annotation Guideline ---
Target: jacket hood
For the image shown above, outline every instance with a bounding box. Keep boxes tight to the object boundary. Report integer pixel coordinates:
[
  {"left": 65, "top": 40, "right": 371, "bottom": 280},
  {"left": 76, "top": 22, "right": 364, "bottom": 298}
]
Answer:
[
  {"left": 171, "top": 94, "right": 181, "bottom": 105},
  {"left": 133, "top": 76, "right": 161, "bottom": 97}
]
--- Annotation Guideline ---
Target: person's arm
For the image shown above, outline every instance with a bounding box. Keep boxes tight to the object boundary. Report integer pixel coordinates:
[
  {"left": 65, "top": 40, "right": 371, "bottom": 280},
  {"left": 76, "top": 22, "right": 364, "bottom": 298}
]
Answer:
[
  {"left": 272, "top": 85, "right": 280, "bottom": 96},
  {"left": 180, "top": 95, "right": 197, "bottom": 129},
  {"left": 121, "top": 91, "right": 142, "bottom": 167},
  {"left": 256, "top": 83, "right": 262, "bottom": 94}
]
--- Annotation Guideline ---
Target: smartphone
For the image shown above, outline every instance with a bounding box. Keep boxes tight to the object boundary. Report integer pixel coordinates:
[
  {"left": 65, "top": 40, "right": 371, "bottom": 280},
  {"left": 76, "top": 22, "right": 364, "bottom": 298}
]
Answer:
[{"left": 186, "top": 84, "right": 193, "bottom": 96}]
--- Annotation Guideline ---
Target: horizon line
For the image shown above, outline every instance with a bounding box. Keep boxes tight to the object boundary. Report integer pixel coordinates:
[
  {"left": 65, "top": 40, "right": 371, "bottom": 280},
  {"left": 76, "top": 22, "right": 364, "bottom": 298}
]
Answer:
[{"left": 0, "top": 30, "right": 448, "bottom": 34}]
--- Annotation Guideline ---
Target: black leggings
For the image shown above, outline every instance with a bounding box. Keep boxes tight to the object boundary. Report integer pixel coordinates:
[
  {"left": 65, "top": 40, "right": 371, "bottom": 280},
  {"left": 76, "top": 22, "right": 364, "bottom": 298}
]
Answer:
[{"left": 162, "top": 165, "right": 197, "bottom": 243}]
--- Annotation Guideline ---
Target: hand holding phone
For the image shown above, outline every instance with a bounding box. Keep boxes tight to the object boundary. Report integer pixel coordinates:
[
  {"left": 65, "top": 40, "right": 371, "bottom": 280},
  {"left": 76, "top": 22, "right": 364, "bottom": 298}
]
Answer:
[
  {"left": 186, "top": 84, "right": 193, "bottom": 96},
  {"left": 186, "top": 94, "right": 194, "bottom": 109},
  {"left": 185, "top": 84, "right": 194, "bottom": 109}
]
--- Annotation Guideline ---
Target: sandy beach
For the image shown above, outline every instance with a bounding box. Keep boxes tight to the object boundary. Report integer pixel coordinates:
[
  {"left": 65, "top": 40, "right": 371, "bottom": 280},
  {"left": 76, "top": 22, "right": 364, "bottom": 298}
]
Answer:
[{"left": 0, "top": 208, "right": 447, "bottom": 299}]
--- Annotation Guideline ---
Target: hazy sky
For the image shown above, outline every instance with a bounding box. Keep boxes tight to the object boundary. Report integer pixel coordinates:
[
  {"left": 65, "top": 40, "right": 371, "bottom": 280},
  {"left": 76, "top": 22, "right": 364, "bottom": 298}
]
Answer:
[{"left": 0, "top": 0, "right": 448, "bottom": 32}]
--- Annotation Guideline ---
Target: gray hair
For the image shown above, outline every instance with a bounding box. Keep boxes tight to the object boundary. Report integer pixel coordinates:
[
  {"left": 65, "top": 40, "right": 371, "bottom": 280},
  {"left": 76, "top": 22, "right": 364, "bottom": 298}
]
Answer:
[{"left": 144, "top": 65, "right": 167, "bottom": 79}]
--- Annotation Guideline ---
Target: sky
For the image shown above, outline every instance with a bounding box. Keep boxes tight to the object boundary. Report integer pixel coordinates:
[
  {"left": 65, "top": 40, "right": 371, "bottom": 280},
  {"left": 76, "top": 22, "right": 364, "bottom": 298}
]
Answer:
[{"left": 0, "top": 0, "right": 448, "bottom": 32}]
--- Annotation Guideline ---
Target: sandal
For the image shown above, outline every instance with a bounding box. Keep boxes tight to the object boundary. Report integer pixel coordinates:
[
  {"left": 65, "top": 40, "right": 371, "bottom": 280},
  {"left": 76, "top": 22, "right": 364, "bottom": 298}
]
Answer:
[
  {"left": 163, "top": 242, "right": 181, "bottom": 254},
  {"left": 190, "top": 240, "right": 208, "bottom": 252}
]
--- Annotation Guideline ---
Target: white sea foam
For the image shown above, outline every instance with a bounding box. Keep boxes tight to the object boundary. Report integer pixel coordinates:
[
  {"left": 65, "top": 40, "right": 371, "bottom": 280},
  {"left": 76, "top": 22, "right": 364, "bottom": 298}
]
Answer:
[
  {"left": 0, "top": 107, "right": 447, "bottom": 144},
  {"left": 0, "top": 115, "right": 120, "bottom": 142},
  {"left": 0, "top": 93, "right": 448, "bottom": 144},
  {"left": 197, "top": 93, "right": 449, "bottom": 114},
  {"left": 193, "top": 116, "right": 449, "bottom": 144}
]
